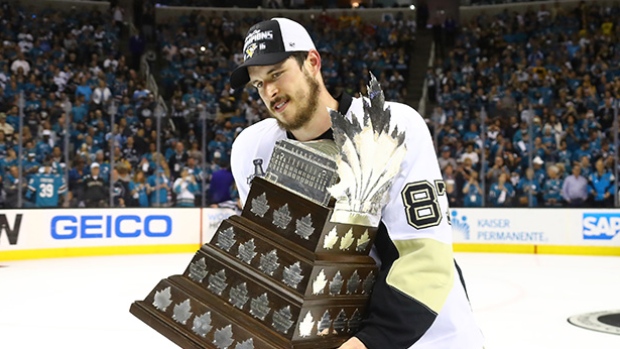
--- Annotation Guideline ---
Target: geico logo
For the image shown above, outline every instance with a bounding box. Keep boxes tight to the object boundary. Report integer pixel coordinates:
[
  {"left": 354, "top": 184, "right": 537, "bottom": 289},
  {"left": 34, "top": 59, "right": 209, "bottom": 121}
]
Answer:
[
  {"left": 582, "top": 213, "right": 620, "bottom": 240},
  {"left": 51, "top": 215, "right": 172, "bottom": 239},
  {"left": 0, "top": 214, "right": 23, "bottom": 245}
]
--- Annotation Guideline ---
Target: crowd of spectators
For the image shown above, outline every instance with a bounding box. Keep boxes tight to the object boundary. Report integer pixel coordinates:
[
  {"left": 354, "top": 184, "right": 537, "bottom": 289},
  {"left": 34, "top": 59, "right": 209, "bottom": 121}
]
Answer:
[
  {"left": 0, "top": 2, "right": 415, "bottom": 209},
  {"left": 1, "top": 1, "right": 618, "bottom": 210},
  {"left": 156, "top": 9, "right": 415, "bottom": 106},
  {"left": 427, "top": 1, "right": 619, "bottom": 208},
  {"left": 0, "top": 2, "right": 214, "bottom": 209},
  {"left": 154, "top": 9, "right": 415, "bottom": 182}
]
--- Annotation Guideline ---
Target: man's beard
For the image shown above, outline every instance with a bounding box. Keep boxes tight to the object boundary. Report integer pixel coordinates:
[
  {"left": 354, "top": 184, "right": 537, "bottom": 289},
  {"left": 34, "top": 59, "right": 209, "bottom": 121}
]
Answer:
[{"left": 274, "top": 71, "right": 320, "bottom": 132}]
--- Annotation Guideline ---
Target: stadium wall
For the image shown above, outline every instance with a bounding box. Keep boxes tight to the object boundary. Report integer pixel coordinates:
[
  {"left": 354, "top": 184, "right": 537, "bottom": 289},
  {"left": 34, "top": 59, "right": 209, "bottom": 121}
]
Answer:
[
  {"left": 1, "top": 208, "right": 618, "bottom": 261},
  {"left": 10, "top": 0, "right": 620, "bottom": 22},
  {"left": 152, "top": 0, "right": 620, "bottom": 23}
]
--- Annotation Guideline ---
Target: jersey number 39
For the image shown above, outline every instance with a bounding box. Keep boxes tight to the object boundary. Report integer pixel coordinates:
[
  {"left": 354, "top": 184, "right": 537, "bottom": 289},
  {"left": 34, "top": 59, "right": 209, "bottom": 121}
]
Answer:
[
  {"left": 401, "top": 180, "right": 446, "bottom": 229},
  {"left": 39, "top": 183, "right": 55, "bottom": 198}
]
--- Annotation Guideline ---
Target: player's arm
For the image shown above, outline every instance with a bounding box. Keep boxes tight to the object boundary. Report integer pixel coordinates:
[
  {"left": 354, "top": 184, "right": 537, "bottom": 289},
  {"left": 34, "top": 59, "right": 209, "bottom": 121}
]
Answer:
[
  {"left": 25, "top": 177, "right": 36, "bottom": 200},
  {"left": 58, "top": 176, "right": 68, "bottom": 196},
  {"left": 230, "top": 130, "right": 254, "bottom": 206}
]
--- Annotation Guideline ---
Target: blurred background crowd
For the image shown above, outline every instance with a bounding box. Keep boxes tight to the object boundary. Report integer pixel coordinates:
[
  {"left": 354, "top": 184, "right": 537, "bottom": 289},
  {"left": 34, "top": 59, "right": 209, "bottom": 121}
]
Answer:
[{"left": 0, "top": 0, "right": 617, "bottom": 209}]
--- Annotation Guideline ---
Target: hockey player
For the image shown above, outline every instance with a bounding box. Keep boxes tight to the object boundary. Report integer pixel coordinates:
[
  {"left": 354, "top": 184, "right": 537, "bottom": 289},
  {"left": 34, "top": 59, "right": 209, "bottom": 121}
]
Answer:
[{"left": 229, "top": 18, "right": 484, "bottom": 349}]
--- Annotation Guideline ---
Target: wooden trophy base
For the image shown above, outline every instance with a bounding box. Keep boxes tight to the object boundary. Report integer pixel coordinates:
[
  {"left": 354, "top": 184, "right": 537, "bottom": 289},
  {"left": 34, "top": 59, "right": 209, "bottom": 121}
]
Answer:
[{"left": 130, "top": 274, "right": 353, "bottom": 349}]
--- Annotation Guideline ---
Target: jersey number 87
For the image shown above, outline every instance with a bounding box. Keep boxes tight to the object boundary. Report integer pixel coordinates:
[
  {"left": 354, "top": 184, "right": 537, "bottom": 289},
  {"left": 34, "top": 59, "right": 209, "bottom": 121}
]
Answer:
[{"left": 401, "top": 180, "right": 447, "bottom": 229}]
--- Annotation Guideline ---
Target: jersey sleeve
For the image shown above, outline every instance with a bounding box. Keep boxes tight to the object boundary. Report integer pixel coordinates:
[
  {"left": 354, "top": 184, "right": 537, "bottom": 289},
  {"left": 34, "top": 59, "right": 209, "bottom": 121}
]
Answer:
[
  {"left": 231, "top": 120, "right": 282, "bottom": 207},
  {"left": 57, "top": 176, "right": 67, "bottom": 195},
  {"left": 26, "top": 177, "right": 37, "bottom": 199},
  {"left": 231, "top": 130, "right": 254, "bottom": 206},
  {"left": 354, "top": 103, "right": 457, "bottom": 349}
]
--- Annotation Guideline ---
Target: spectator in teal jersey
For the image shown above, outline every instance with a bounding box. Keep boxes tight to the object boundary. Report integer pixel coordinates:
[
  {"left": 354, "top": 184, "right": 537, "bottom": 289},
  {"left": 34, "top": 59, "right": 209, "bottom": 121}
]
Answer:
[
  {"left": 25, "top": 162, "right": 67, "bottom": 208},
  {"left": 173, "top": 167, "right": 199, "bottom": 207},
  {"left": 517, "top": 168, "right": 540, "bottom": 207},
  {"left": 147, "top": 167, "right": 170, "bottom": 207},
  {"left": 572, "top": 141, "right": 592, "bottom": 164},
  {"left": 185, "top": 156, "right": 203, "bottom": 193},
  {"left": 75, "top": 75, "right": 93, "bottom": 102},
  {"left": 543, "top": 165, "right": 563, "bottom": 207},
  {"left": 462, "top": 170, "right": 483, "bottom": 207},
  {"left": 5, "top": 106, "right": 19, "bottom": 130},
  {"left": 588, "top": 158, "right": 616, "bottom": 207},
  {"left": 139, "top": 143, "right": 159, "bottom": 174},
  {"left": 35, "top": 130, "right": 53, "bottom": 161},
  {"left": 25, "top": 91, "right": 41, "bottom": 113},
  {"left": 564, "top": 114, "right": 583, "bottom": 153},
  {"left": 130, "top": 171, "right": 149, "bottom": 207},
  {"left": 23, "top": 152, "right": 40, "bottom": 180},
  {"left": 578, "top": 155, "right": 592, "bottom": 179},
  {"left": 71, "top": 97, "right": 88, "bottom": 123},
  {"left": 555, "top": 140, "right": 572, "bottom": 173},
  {"left": 488, "top": 173, "right": 515, "bottom": 207}
]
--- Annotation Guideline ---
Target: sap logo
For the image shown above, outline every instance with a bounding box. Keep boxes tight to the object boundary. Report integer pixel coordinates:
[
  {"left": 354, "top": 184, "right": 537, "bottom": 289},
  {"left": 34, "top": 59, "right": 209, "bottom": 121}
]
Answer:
[
  {"left": 450, "top": 210, "right": 470, "bottom": 240},
  {"left": 0, "top": 214, "right": 23, "bottom": 245},
  {"left": 582, "top": 213, "right": 620, "bottom": 240},
  {"left": 51, "top": 215, "right": 172, "bottom": 240}
]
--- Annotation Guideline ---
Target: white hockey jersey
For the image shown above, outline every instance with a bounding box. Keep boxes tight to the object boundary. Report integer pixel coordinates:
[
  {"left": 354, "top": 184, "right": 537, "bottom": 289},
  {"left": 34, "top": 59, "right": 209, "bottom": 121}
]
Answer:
[{"left": 231, "top": 93, "right": 484, "bottom": 349}]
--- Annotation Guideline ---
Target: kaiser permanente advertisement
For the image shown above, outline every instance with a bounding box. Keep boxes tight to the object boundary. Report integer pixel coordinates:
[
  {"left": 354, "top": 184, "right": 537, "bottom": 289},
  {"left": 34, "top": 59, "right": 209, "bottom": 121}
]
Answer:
[{"left": 450, "top": 209, "right": 620, "bottom": 253}]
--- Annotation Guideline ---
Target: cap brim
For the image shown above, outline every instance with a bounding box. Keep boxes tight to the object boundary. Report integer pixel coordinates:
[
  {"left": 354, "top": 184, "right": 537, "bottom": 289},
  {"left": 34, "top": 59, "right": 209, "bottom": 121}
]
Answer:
[{"left": 230, "top": 52, "right": 295, "bottom": 89}]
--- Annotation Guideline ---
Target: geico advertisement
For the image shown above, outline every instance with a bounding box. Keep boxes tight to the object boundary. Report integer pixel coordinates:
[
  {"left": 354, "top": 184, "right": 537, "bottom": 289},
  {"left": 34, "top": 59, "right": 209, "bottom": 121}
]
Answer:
[
  {"left": 51, "top": 214, "right": 173, "bottom": 239},
  {"left": 0, "top": 209, "right": 201, "bottom": 250}
]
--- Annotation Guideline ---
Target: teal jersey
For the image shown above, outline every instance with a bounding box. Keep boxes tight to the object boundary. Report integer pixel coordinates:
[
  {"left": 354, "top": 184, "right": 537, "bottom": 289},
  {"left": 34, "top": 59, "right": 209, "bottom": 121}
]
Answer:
[{"left": 27, "top": 173, "right": 67, "bottom": 207}]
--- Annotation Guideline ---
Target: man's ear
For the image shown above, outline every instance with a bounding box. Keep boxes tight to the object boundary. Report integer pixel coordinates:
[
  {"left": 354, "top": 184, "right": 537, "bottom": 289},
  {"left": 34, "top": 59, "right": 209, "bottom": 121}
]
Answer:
[{"left": 305, "top": 50, "right": 322, "bottom": 76}]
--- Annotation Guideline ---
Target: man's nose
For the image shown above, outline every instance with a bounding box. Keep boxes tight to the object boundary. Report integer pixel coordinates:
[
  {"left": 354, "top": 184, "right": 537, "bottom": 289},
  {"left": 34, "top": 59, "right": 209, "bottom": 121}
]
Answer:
[{"left": 265, "top": 82, "right": 279, "bottom": 101}]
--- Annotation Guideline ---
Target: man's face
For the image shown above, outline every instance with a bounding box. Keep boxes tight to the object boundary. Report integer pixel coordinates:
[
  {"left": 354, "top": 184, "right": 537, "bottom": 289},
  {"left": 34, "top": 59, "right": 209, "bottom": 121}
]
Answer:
[{"left": 248, "top": 56, "right": 320, "bottom": 131}]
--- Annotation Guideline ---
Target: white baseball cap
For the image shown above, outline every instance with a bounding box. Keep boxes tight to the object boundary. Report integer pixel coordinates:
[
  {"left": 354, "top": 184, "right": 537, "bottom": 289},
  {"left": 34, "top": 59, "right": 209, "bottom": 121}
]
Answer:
[{"left": 230, "top": 17, "right": 316, "bottom": 89}]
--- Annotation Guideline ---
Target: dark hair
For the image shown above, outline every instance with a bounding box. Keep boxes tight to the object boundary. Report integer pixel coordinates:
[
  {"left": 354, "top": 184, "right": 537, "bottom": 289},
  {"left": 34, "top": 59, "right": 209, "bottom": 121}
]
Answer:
[{"left": 290, "top": 51, "right": 309, "bottom": 68}]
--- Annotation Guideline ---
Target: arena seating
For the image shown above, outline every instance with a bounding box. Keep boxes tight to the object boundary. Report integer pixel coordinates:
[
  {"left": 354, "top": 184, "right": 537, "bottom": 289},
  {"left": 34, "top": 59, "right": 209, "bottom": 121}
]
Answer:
[{"left": 0, "top": 1, "right": 617, "bottom": 208}]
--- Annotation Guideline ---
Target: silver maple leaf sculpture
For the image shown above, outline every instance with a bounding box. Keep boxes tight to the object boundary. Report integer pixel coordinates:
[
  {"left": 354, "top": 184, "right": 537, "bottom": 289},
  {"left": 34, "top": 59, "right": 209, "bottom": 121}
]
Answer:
[{"left": 328, "top": 74, "right": 407, "bottom": 227}]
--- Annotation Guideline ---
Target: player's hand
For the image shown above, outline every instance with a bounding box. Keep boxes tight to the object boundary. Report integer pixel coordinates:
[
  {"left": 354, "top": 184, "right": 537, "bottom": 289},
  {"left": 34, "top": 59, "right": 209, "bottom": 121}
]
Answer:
[{"left": 338, "top": 337, "right": 367, "bottom": 349}]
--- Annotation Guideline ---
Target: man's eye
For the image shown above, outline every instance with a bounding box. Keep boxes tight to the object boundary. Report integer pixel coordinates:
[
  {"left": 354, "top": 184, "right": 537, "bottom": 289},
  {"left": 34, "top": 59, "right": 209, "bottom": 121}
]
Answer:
[
  {"left": 272, "top": 72, "right": 282, "bottom": 79},
  {"left": 254, "top": 82, "right": 263, "bottom": 89}
]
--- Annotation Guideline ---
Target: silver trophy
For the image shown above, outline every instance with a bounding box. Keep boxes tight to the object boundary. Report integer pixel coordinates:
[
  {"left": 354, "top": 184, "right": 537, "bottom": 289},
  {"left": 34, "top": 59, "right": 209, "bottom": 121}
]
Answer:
[{"left": 328, "top": 74, "right": 407, "bottom": 227}]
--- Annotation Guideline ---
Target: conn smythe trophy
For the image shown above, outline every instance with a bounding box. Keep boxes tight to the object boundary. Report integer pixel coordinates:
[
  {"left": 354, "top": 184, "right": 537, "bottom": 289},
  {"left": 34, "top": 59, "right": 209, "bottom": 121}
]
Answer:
[{"left": 130, "top": 76, "right": 406, "bottom": 349}]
